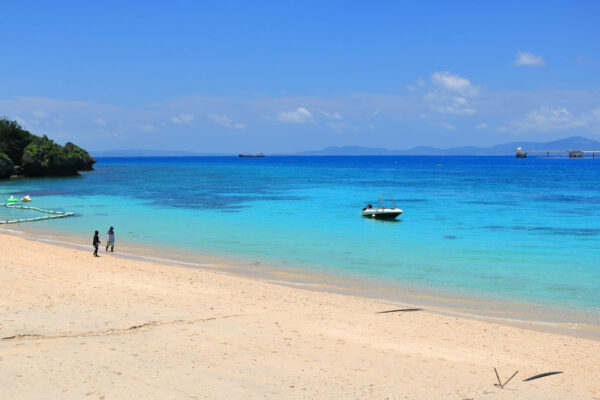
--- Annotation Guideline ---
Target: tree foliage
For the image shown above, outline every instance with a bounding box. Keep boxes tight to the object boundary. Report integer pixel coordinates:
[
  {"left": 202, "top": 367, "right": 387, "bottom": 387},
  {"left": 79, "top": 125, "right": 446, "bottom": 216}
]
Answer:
[
  {"left": 0, "top": 118, "right": 32, "bottom": 164},
  {"left": 0, "top": 152, "right": 14, "bottom": 178},
  {"left": 0, "top": 117, "right": 95, "bottom": 178}
]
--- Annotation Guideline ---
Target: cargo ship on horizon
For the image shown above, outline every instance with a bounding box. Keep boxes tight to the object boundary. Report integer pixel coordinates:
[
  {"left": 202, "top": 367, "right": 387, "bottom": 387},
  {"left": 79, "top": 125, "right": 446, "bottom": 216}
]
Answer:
[{"left": 238, "top": 152, "right": 265, "bottom": 157}]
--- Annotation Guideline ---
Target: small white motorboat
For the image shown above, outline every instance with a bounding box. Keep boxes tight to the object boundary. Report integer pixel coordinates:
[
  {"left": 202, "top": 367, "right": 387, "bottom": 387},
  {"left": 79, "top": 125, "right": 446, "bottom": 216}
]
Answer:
[
  {"left": 21, "top": 195, "right": 32, "bottom": 202},
  {"left": 361, "top": 194, "right": 403, "bottom": 220}
]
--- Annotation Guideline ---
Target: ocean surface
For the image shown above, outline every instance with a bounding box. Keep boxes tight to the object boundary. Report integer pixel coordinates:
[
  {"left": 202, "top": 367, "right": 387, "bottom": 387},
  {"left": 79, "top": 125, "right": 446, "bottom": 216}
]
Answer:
[{"left": 1, "top": 156, "right": 599, "bottom": 314}]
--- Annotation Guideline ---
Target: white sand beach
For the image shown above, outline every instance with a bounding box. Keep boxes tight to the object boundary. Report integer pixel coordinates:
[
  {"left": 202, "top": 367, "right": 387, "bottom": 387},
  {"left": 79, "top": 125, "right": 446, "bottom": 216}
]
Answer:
[{"left": 1, "top": 232, "right": 599, "bottom": 399}]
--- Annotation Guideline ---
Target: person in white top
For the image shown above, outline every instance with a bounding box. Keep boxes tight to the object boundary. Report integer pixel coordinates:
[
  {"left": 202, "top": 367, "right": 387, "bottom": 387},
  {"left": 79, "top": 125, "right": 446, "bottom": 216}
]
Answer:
[{"left": 106, "top": 226, "right": 115, "bottom": 252}]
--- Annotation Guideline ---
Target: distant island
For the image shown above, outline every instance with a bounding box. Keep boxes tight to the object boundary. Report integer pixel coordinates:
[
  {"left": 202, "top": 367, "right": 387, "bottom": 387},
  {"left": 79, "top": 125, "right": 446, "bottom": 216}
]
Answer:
[
  {"left": 296, "top": 136, "right": 600, "bottom": 156},
  {"left": 91, "top": 136, "right": 600, "bottom": 158},
  {"left": 0, "top": 118, "right": 95, "bottom": 179}
]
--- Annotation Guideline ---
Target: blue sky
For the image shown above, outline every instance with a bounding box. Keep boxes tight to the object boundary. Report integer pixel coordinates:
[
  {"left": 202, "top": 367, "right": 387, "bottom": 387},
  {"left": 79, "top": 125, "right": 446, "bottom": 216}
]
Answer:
[{"left": 1, "top": 1, "right": 599, "bottom": 153}]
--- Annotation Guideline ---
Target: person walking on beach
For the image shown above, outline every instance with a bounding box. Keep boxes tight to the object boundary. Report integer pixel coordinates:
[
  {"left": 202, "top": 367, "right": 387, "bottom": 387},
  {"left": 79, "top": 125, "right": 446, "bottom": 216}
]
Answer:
[
  {"left": 106, "top": 226, "right": 115, "bottom": 252},
  {"left": 93, "top": 230, "right": 101, "bottom": 257}
]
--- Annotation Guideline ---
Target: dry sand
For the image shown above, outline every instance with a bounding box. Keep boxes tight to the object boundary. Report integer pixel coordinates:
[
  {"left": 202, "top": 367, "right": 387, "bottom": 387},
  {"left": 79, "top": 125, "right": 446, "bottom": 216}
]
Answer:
[{"left": 1, "top": 232, "right": 599, "bottom": 399}]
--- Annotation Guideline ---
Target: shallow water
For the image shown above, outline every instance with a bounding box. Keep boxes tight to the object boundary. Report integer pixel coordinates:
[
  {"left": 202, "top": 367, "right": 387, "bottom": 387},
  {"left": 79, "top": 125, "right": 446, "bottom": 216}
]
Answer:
[{"left": 1, "top": 156, "right": 599, "bottom": 313}]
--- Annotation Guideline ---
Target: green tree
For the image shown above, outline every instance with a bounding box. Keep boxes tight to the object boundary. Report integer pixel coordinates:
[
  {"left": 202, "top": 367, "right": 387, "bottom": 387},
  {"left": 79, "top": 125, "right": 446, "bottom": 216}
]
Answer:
[{"left": 0, "top": 118, "right": 33, "bottom": 164}]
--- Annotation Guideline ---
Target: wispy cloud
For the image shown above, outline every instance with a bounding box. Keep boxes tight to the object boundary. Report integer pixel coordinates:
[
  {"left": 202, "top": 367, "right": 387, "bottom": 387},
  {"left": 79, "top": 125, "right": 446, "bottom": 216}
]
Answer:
[
  {"left": 276, "top": 107, "right": 314, "bottom": 123},
  {"left": 209, "top": 115, "right": 246, "bottom": 129},
  {"left": 428, "top": 95, "right": 476, "bottom": 115},
  {"left": 99, "top": 129, "right": 124, "bottom": 139},
  {"left": 138, "top": 124, "right": 157, "bottom": 132},
  {"left": 33, "top": 110, "right": 47, "bottom": 118},
  {"left": 430, "top": 121, "right": 456, "bottom": 131},
  {"left": 431, "top": 71, "right": 480, "bottom": 96},
  {"left": 328, "top": 121, "right": 349, "bottom": 132},
  {"left": 476, "top": 123, "right": 488, "bottom": 130},
  {"left": 406, "top": 77, "right": 426, "bottom": 91},
  {"left": 322, "top": 111, "right": 342, "bottom": 120},
  {"left": 514, "top": 51, "right": 545, "bottom": 67},
  {"left": 171, "top": 113, "right": 195, "bottom": 124},
  {"left": 426, "top": 71, "right": 480, "bottom": 115},
  {"left": 1, "top": 89, "right": 600, "bottom": 152},
  {"left": 509, "top": 105, "right": 588, "bottom": 132}
]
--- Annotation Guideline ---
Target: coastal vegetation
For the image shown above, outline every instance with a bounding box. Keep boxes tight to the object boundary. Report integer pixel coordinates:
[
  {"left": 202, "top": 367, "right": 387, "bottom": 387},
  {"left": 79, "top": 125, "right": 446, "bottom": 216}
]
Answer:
[{"left": 0, "top": 118, "right": 95, "bottom": 178}]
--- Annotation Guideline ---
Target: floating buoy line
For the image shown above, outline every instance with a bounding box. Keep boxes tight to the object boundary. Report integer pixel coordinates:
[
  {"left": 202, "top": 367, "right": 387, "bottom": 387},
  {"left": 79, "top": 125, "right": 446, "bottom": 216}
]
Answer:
[{"left": 0, "top": 203, "right": 74, "bottom": 224}]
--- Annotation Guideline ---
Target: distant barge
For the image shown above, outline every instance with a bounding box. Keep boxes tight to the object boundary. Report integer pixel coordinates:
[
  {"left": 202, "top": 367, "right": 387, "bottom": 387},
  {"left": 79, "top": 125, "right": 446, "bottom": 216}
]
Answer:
[{"left": 239, "top": 153, "right": 264, "bottom": 157}]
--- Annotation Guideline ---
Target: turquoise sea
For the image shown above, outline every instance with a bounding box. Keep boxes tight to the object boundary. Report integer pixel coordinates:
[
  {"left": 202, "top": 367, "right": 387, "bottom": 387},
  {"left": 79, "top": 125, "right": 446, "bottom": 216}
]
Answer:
[{"left": 1, "top": 156, "right": 599, "bottom": 316}]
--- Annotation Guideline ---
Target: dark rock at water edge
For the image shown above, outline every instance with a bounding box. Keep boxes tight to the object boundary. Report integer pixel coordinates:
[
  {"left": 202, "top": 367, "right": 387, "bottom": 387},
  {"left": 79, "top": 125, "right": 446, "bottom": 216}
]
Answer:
[{"left": 0, "top": 118, "right": 95, "bottom": 178}]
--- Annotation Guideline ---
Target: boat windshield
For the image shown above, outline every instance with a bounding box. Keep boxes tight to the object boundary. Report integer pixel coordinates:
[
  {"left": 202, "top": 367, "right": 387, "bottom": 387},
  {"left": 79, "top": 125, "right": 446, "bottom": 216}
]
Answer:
[{"left": 377, "top": 194, "right": 396, "bottom": 209}]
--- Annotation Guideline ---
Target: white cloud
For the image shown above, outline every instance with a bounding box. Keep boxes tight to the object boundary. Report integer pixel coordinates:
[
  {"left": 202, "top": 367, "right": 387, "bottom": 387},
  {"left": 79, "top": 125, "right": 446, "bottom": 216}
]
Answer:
[
  {"left": 514, "top": 51, "right": 545, "bottom": 67},
  {"left": 433, "top": 96, "right": 476, "bottom": 115},
  {"left": 209, "top": 115, "right": 246, "bottom": 129},
  {"left": 426, "top": 72, "right": 480, "bottom": 115},
  {"left": 476, "top": 123, "right": 488, "bottom": 130},
  {"left": 99, "top": 129, "right": 124, "bottom": 139},
  {"left": 171, "top": 113, "right": 195, "bottom": 124},
  {"left": 276, "top": 107, "right": 314, "bottom": 123},
  {"left": 3, "top": 90, "right": 600, "bottom": 151},
  {"left": 511, "top": 105, "right": 587, "bottom": 132},
  {"left": 328, "top": 122, "right": 349, "bottom": 132},
  {"left": 53, "top": 118, "right": 64, "bottom": 125},
  {"left": 431, "top": 71, "right": 480, "bottom": 96},
  {"left": 423, "top": 119, "right": 456, "bottom": 131},
  {"left": 138, "top": 124, "right": 157, "bottom": 132},
  {"left": 406, "top": 78, "right": 426, "bottom": 91},
  {"left": 33, "top": 110, "right": 47, "bottom": 118},
  {"left": 432, "top": 122, "right": 456, "bottom": 131},
  {"left": 94, "top": 118, "right": 107, "bottom": 126},
  {"left": 322, "top": 111, "right": 342, "bottom": 120}
]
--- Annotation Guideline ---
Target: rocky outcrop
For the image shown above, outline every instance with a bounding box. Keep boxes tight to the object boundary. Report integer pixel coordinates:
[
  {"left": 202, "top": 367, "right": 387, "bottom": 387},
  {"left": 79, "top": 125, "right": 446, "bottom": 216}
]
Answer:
[
  {"left": 0, "top": 118, "right": 95, "bottom": 178},
  {"left": 63, "top": 142, "right": 96, "bottom": 171}
]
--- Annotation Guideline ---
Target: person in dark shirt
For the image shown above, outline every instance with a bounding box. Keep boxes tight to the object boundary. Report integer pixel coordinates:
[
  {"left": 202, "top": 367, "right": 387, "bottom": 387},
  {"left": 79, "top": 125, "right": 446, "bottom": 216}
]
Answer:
[{"left": 93, "top": 230, "right": 101, "bottom": 257}]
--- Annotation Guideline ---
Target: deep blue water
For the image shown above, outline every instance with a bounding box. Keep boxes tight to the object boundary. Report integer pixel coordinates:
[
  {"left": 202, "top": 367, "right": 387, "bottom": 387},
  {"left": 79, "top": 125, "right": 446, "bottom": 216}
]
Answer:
[{"left": 1, "top": 156, "right": 599, "bottom": 312}]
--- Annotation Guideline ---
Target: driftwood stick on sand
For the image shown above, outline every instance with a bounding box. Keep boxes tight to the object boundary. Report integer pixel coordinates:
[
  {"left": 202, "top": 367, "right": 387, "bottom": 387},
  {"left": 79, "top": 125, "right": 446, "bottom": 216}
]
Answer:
[
  {"left": 494, "top": 367, "right": 503, "bottom": 387},
  {"left": 503, "top": 370, "right": 519, "bottom": 388},
  {"left": 494, "top": 368, "right": 518, "bottom": 389}
]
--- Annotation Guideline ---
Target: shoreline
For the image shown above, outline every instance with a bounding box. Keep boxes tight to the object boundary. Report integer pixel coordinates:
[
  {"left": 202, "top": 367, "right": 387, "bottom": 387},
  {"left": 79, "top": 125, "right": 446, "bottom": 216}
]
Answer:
[
  {"left": 2, "top": 225, "right": 599, "bottom": 340},
  {"left": 2, "top": 230, "right": 600, "bottom": 399}
]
